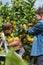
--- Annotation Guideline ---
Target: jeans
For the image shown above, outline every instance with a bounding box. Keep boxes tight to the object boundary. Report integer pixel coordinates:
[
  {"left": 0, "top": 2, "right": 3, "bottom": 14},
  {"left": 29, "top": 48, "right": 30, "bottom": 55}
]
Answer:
[{"left": 36, "top": 55, "right": 43, "bottom": 65}]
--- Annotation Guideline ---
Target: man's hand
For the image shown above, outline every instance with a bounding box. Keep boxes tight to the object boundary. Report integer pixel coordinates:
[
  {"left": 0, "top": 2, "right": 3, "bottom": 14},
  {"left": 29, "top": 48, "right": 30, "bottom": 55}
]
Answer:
[
  {"left": 23, "top": 23, "right": 33, "bottom": 31},
  {"left": 27, "top": 23, "right": 34, "bottom": 26}
]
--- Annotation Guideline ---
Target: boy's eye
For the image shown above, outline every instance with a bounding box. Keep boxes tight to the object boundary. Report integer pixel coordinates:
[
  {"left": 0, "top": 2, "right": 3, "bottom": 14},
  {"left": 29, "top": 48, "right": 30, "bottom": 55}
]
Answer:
[{"left": 5, "top": 27, "right": 11, "bottom": 30}]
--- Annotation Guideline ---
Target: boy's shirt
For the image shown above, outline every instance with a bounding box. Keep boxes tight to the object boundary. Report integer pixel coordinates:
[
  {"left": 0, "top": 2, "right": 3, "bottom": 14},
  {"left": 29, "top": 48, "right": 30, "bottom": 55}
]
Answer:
[
  {"left": 26, "top": 20, "right": 43, "bottom": 56},
  {"left": 1, "top": 31, "right": 8, "bottom": 53}
]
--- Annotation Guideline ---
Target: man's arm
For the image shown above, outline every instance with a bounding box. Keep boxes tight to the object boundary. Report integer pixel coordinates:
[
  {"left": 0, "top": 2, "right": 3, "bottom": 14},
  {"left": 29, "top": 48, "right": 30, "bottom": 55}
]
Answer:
[{"left": 25, "top": 22, "right": 43, "bottom": 35}]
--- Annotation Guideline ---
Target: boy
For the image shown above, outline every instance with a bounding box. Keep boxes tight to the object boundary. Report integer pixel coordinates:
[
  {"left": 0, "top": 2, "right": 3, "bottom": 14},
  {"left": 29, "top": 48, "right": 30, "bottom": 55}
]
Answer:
[
  {"left": 23, "top": 8, "right": 43, "bottom": 65},
  {"left": 2, "top": 22, "right": 24, "bottom": 58}
]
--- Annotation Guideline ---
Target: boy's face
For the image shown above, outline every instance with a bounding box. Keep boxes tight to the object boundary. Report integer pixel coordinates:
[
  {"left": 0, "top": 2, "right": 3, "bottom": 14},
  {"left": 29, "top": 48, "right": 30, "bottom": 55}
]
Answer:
[
  {"left": 4, "top": 28, "right": 12, "bottom": 35},
  {"left": 35, "top": 14, "right": 42, "bottom": 21}
]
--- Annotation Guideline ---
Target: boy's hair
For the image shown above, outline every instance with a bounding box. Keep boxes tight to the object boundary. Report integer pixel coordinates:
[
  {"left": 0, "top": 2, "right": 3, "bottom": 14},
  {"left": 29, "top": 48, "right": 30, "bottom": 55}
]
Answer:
[
  {"left": 2, "top": 22, "right": 12, "bottom": 31},
  {"left": 36, "top": 8, "right": 43, "bottom": 14}
]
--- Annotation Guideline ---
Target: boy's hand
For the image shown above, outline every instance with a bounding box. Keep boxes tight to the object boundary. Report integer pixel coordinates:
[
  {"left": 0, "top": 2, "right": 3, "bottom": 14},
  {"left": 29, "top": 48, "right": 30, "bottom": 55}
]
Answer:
[
  {"left": 7, "top": 40, "right": 21, "bottom": 46},
  {"left": 7, "top": 39, "right": 22, "bottom": 50}
]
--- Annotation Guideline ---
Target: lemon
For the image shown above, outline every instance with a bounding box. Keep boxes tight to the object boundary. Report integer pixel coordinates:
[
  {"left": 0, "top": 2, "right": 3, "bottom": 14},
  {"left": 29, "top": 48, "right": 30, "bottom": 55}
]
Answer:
[
  {"left": 23, "top": 24, "right": 28, "bottom": 30},
  {"left": 23, "top": 24, "right": 27, "bottom": 27},
  {"left": 14, "top": 37, "right": 19, "bottom": 40},
  {"left": 7, "top": 38, "right": 13, "bottom": 43},
  {"left": 13, "top": 21, "right": 17, "bottom": 25},
  {"left": 9, "top": 38, "right": 13, "bottom": 41},
  {"left": 27, "top": 36, "right": 34, "bottom": 42},
  {"left": 7, "top": 36, "right": 14, "bottom": 43}
]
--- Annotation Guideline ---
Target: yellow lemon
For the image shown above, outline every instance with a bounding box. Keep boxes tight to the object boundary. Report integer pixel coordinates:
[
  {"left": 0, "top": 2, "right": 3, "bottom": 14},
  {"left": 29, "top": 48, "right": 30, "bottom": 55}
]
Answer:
[
  {"left": 14, "top": 37, "right": 19, "bottom": 40},
  {"left": 27, "top": 36, "right": 34, "bottom": 42},
  {"left": 23, "top": 24, "right": 28, "bottom": 30},
  {"left": 23, "top": 24, "right": 27, "bottom": 27},
  {"left": 13, "top": 21, "right": 17, "bottom": 25},
  {"left": 9, "top": 38, "right": 13, "bottom": 41},
  {"left": 7, "top": 38, "right": 13, "bottom": 43},
  {"left": 7, "top": 36, "right": 14, "bottom": 43}
]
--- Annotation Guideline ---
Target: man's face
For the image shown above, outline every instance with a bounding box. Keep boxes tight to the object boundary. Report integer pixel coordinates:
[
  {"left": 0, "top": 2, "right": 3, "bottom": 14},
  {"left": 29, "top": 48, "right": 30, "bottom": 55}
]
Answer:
[{"left": 35, "top": 14, "right": 42, "bottom": 21}]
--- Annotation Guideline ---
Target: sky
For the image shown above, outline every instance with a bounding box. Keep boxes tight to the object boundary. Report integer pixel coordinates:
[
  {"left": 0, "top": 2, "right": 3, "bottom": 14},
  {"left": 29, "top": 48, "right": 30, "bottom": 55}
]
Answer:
[
  {"left": 2, "top": 0, "right": 11, "bottom": 4},
  {"left": 1, "top": 0, "right": 43, "bottom": 9},
  {"left": 34, "top": 0, "right": 43, "bottom": 8}
]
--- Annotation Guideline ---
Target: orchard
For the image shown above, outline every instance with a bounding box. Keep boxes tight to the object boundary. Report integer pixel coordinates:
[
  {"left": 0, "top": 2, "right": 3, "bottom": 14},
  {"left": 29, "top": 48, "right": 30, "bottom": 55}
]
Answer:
[{"left": 0, "top": 0, "right": 36, "bottom": 65}]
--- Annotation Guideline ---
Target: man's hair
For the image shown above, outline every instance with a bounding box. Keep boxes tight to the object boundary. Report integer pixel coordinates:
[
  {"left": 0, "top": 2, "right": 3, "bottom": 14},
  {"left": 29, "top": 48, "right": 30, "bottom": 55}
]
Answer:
[
  {"left": 2, "top": 22, "right": 12, "bottom": 31},
  {"left": 36, "top": 8, "right": 43, "bottom": 14}
]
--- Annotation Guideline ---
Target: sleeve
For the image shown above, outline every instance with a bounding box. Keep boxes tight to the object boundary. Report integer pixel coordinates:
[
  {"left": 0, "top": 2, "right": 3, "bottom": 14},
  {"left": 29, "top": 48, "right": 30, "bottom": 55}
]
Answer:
[{"left": 26, "top": 22, "right": 43, "bottom": 35}]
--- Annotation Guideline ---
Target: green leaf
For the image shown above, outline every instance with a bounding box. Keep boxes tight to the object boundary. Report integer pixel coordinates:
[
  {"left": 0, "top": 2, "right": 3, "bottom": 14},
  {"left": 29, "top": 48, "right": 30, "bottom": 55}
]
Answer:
[{"left": 5, "top": 48, "right": 28, "bottom": 65}]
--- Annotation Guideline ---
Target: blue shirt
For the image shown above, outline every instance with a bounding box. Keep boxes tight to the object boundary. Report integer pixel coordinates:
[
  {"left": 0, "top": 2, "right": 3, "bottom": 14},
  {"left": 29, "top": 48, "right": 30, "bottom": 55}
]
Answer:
[{"left": 26, "top": 20, "right": 43, "bottom": 56}]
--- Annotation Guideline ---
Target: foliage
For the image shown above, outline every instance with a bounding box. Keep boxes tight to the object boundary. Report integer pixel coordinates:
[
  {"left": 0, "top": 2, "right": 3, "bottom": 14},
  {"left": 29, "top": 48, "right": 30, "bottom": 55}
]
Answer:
[
  {"left": 0, "top": 0, "right": 36, "bottom": 61},
  {"left": 5, "top": 48, "right": 28, "bottom": 65}
]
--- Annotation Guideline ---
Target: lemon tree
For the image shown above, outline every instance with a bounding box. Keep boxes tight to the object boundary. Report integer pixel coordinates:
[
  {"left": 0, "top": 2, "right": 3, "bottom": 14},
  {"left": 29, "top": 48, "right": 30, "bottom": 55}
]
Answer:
[{"left": 0, "top": 0, "right": 36, "bottom": 61}]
